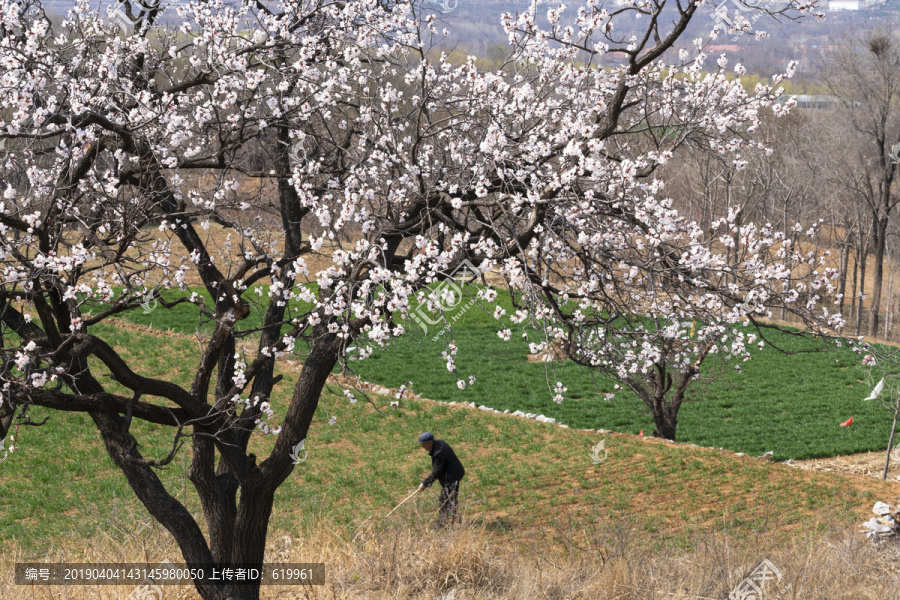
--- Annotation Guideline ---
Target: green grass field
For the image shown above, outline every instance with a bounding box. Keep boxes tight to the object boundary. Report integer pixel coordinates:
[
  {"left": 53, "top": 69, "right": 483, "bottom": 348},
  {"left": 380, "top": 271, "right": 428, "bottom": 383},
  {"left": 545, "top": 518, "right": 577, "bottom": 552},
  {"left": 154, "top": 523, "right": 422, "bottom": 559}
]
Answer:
[
  {"left": 0, "top": 320, "right": 893, "bottom": 558},
  {"left": 91, "top": 285, "right": 897, "bottom": 462},
  {"left": 2, "top": 282, "right": 890, "bottom": 554}
]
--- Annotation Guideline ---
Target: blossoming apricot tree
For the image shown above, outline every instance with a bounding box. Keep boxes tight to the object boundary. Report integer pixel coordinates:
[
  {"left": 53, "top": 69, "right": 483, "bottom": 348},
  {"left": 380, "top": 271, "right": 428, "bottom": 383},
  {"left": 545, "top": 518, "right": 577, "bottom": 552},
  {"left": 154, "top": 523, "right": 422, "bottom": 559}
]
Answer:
[{"left": 0, "top": 0, "right": 837, "bottom": 597}]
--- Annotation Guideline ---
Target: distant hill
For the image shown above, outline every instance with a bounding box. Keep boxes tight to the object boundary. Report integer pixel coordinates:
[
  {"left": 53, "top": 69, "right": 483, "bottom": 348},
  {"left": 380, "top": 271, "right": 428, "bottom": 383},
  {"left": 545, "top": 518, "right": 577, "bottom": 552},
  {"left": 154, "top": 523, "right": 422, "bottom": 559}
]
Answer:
[{"left": 30, "top": 0, "right": 900, "bottom": 79}]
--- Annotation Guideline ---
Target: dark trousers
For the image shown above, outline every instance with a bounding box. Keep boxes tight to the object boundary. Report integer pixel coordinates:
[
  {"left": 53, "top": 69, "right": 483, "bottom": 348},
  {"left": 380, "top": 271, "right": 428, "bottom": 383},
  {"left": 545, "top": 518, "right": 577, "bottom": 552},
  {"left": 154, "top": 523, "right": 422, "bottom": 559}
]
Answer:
[{"left": 438, "top": 480, "right": 460, "bottom": 526}]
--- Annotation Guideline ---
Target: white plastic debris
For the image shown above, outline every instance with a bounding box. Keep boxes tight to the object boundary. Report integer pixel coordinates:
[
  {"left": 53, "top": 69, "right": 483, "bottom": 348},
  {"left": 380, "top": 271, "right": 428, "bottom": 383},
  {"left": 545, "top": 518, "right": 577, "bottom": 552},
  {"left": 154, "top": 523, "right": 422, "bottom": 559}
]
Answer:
[
  {"left": 865, "top": 378, "right": 885, "bottom": 401},
  {"left": 862, "top": 516, "right": 897, "bottom": 540}
]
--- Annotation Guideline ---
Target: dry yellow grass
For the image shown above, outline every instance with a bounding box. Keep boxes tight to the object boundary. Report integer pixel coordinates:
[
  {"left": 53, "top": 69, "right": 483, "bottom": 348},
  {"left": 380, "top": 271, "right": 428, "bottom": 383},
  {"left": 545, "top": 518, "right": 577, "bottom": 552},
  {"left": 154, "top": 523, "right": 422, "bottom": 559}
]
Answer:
[{"left": 5, "top": 506, "right": 900, "bottom": 599}]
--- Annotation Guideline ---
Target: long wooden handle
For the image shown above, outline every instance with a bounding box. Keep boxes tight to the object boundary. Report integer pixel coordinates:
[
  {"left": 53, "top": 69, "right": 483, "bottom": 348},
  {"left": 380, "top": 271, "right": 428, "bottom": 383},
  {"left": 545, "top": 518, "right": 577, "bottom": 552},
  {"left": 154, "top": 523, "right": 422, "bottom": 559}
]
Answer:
[{"left": 382, "top": 488, "right": 419, "bottom": 521}]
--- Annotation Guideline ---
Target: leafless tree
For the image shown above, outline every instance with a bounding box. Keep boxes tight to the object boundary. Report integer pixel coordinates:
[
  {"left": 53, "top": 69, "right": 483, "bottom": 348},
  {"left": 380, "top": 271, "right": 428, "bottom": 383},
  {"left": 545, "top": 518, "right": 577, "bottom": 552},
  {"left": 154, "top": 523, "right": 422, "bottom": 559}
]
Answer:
[{"left": 823, "top": 31, "right": 900, "bottom": 337}]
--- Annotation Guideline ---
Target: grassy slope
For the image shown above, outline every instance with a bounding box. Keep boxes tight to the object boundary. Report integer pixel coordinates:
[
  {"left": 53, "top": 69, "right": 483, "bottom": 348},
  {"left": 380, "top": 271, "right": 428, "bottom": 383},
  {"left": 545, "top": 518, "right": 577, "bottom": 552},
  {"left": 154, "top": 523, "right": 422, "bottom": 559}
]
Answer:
[
  {"left": 347, "top": 317, "right": 888, "bottom": 461},
  {"left": 1, "top": 322, "right": 897, "bottom": 556},
  {"left": 96, "top": 285, "right": 897, "bottom": 461}
]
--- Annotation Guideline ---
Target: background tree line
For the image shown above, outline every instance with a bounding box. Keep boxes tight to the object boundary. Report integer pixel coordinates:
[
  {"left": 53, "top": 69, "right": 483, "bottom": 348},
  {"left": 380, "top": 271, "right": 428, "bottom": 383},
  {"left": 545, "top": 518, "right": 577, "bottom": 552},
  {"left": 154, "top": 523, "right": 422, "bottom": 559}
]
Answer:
[{"left": 645, "top": 30, "right": 900, "bottom": 343}]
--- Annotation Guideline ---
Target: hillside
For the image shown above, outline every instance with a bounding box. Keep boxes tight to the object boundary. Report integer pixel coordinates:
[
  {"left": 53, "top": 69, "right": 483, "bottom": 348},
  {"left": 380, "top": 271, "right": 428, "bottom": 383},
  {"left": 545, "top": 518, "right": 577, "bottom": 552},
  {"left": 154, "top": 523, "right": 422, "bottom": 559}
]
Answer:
[{"left": 3, "top": 323, "right": 900, "bottom": 598}]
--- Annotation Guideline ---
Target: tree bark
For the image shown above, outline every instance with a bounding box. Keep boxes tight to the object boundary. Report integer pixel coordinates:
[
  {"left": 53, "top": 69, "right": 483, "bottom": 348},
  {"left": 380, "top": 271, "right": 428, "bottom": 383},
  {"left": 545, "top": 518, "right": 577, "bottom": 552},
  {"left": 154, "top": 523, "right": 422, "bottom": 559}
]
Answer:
[
  {"left": 643, "top": 345, "right": 711, "bottom": 441},
  {"left": 885, "top": 254, "right": 895, "bottom": 340},
  {"left": 857, "top": 241, "right": 867, "bottom": 337},
  {"left": 869, "top": 215, "right": 888, "bottom": 337},
  {"left": 850, "top": 249, "right": 857, "bottom": 324},
  {"left": 649, "top": 399, "right": 678, "bottom": 440},
  {"left": 838, "top": 235, "right": 851, "bottom": 320}
]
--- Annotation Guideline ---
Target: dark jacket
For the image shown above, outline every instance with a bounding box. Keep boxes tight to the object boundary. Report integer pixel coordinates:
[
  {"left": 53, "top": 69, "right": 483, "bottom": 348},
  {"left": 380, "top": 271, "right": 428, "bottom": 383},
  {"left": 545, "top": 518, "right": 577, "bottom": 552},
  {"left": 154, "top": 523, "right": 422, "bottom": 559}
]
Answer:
[{"left": 422, "top": 439, "right": 465, "bottom": 488}]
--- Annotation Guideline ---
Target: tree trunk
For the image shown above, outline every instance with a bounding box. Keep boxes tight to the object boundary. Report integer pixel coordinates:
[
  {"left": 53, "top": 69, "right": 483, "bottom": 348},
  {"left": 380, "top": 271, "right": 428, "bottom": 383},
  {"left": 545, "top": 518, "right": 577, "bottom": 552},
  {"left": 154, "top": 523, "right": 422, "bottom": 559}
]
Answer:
[
  {"left": 642, "top": 347, "right": 711, "bottom": 442},
  {"left": 276, "top": 125, "right": 310, "bottom": 258},
  {"left": 838, "top": 236, "right": 851, "bottom": 321},
  {"left": 649, "top": 397, "right": 678, "bottom": 441},
  {"left": 850, "top": 242, "right": 859, "bottom": 329},
  {"left": 192, "top": 332, "right": 340, "bottom": 600},
  {"left": 220, "top": 488, "right": 276, "bottom": 600},
  {"left": 857, "top": 243, "right": 867, "bottom": 337},
  {"left": 886, "top": 255, "right": 895, "bottom": 340},
  {"left": 869, "top": 216, "right": 888, "bottom": 337},
  {"left": 896, "top": 292, "right": 900, "bottom": 342}
]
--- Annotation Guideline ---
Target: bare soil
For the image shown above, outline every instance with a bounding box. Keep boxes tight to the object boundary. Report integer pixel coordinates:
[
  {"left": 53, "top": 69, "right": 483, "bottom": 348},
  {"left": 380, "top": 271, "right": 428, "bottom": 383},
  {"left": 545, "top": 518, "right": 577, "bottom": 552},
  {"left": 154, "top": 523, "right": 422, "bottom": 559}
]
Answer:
[{"left": 792, "top": 449, "right": 900, "bottom": 481}]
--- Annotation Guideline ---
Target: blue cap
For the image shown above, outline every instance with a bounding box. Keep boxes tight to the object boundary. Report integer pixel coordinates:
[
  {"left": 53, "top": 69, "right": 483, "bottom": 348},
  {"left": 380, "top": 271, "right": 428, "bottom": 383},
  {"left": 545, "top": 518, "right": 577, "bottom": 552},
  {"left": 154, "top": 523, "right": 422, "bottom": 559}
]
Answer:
[{"left": 418, "top": 432, "right": 434, "bottom": 443}]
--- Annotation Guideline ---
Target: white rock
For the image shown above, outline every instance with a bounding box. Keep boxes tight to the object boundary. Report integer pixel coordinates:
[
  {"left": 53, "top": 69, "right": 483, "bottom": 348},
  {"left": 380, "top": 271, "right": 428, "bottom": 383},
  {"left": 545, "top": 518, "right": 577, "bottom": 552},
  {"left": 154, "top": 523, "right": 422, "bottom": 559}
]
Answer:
[
  {"left": 874, "top": 501, "right": 893, "bottom": 516},
  {"left": 525, "top": 413, "right": 536, "bottom": 419},
  {"left": 512, "top": 410, "right": 525, "bottom": 417},
  {"left": 470, "top": 402, "right": 477, "bottom": 408},
  {"left": 503, "top": 410, "right": 510, "bottom": 414},
  {"left": 559, "top": 424, "right": 569, "bottom": 429}
]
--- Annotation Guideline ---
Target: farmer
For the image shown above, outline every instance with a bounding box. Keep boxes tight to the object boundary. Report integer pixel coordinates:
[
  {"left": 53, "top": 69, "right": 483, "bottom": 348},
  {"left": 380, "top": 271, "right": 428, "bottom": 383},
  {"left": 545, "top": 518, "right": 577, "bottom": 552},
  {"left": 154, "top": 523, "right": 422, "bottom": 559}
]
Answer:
[{"left": 417, "top": 432, "right": 465, "bottom": 527}]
